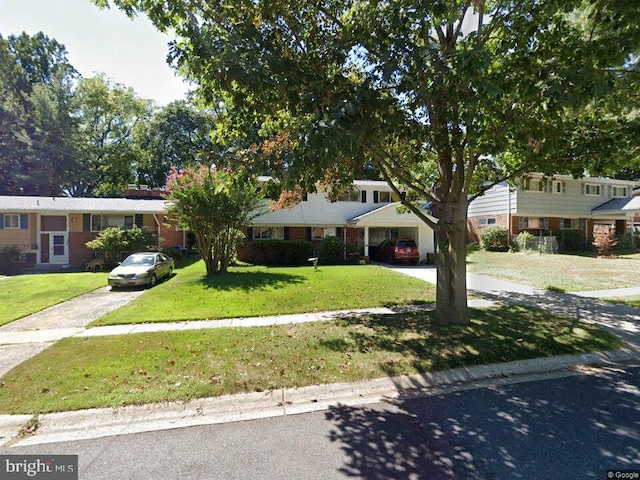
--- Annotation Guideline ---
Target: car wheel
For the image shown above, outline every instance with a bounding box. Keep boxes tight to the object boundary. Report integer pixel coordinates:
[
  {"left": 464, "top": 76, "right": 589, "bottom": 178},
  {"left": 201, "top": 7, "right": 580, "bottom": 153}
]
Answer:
[
  {"left": 168, "top": 267, "right": 173, "bottom": 279},
  {"left": 149, "top": 274, "right": 157, "bottom": 288}
]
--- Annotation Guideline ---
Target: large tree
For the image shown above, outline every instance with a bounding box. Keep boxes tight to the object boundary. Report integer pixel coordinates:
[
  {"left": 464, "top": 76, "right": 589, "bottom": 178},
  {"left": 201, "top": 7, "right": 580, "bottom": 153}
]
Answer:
[
  {"left": 73, "top": 75, "right": 153, "bottom": 197},
  {"left": 100, "top": 0, "right": 640, "bottom": 324},
  {"left": 134, "top": 100, "right": 218, "bottom": 187},
  {"left": 0, "top": 32, "right": 79, "bottom": 196}
]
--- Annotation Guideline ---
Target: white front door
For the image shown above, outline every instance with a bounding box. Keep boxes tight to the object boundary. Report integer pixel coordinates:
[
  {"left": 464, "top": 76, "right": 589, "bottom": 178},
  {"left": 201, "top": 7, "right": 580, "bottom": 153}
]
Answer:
[{"left": 50, "top": 233, "right": 68, "bottom": 264}]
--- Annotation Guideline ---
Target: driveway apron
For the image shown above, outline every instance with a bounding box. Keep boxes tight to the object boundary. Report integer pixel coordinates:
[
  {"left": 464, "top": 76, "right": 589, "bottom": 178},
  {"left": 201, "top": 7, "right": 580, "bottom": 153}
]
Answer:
[{"left": 0, "top": 287, "right": 144, "bottom": 377}]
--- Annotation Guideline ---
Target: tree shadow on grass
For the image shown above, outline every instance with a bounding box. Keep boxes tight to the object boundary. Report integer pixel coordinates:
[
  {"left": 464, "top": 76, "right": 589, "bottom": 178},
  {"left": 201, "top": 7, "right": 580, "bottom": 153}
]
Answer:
[
  {"left": 195, "top": 269, "right": 306, "bottom": 292},
  {"left": 320, "top": 305, "right": 620, "bottom": 377}
]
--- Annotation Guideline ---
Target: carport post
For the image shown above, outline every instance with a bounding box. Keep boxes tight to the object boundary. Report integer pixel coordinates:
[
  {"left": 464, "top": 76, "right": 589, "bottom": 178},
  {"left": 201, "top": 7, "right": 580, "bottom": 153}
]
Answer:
[{"left": 364, "top": 226, "right": 370, "bottom": 258}]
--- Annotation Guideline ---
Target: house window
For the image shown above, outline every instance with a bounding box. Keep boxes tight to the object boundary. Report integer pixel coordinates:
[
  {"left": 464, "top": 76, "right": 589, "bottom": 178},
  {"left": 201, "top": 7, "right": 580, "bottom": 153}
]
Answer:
[
  {"left": 253, "top": 226, "right": 284, "bottom": 240},
  {"left": 337, "top": 189, "right": 360, "bottom": 202},
  {"left": 518, "top": 217, "right": 549, "bottom": 229},
  {"left": 91, "top": 214, "right": 134, "bottom": 232},
  {"left": 551, "top": 181, "right": 564, "bottom": 194},
  {"left": 584, "top": 183, "right": 601, "bottom": 196},
  {"left": 379, "top": 191, "right": 392, "bottom": 203},
  {"left": 311, "top": 227, "right": 337, "bottom": 240},
  {"left": 560, "top": 218, "right": 579, "bottom": 230},
  {"left": 524, "top": 179, "right": 544, "bottom": 192},
  {"left": 3, "top": 214, "right": 20, "bottom": 229},
  {"left": 478, "top": 218, "right": 497, "bottom": 227},
  {"left": 611, "top": 186, "right": 628, "bottom": 198}
]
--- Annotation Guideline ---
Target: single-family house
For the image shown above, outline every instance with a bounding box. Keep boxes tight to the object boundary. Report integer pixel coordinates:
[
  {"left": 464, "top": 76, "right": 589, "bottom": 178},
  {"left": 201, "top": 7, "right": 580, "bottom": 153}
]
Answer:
[
  {"left": 0, "top": 186, "right": 184, "bottom": 271},
  {"left": 243, "top": 179, "right": 436, "bottom": 262},
  {"left": 467, "top": 173, "right": 640, "bottom": 248}
]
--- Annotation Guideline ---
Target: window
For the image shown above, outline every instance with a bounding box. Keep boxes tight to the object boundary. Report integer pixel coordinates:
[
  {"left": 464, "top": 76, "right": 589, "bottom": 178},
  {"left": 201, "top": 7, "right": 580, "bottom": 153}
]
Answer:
[
  {"left": 611, "top": 186, "right": 628, "bottom": 198},
  {"left": 253, "top": 226, "right": 284, "bottom": 240},
  {"left": 311, "top": 227, "right": 337, "bottom": 240},
  {"left": 3, "top": 214, "right": 20, "bottom": 229},
  {"left": 584, "top": 183, "right": 601, "bottom": 196},
  {"left": 478, "top": 218, "right": 497, "bottom": 227},
  {"left": 379, "top": 191, "right": 392, "bottom": 203},
  {"left": 560, "top": 218, "right": 579, "bottom": 230},
  {"left": 337, "top": 189, "right": 360, "bottom": 202},
  {"left": 524, "top": 179, "right": 544, "bottom": 192},
  {"left": 518, "top": 217, "right": 549, "bottom": 229},
  {"left": 551, "top": 181, "right": 564, "bottom": 194},
  {"left": 91, "top": 214, "right": 135, "bottom": 232}
]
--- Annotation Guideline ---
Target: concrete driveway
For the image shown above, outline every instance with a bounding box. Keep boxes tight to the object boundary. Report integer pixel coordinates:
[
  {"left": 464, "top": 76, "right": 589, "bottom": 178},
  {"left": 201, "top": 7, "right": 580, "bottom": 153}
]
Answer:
[{"left": 0, "top": 286, "right": 145, "bottom": 377}]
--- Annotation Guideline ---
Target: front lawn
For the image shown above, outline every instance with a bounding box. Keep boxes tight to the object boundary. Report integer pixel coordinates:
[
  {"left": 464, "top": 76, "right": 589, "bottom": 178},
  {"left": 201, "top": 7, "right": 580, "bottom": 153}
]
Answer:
[
  {"left": 0, "top": 305, "right": 620, "bottom": 414},
  {"left": 0, "top": 272, "right": 108, "bottom": 326},
  {"left": 93, "top": 262, "right": 435, "bottom": 326},
  {"left": 467, "top": 250, "right": 640, "bottom": 292}
]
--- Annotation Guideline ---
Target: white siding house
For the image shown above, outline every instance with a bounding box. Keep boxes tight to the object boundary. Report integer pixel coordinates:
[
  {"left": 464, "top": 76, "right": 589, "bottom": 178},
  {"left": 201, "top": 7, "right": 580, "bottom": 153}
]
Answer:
[
  {"left": 249, "top": 179, "right": 436, "bottom": 261},
  {"left": 467, "top": 174, "right": 640, "bottom": 246}
]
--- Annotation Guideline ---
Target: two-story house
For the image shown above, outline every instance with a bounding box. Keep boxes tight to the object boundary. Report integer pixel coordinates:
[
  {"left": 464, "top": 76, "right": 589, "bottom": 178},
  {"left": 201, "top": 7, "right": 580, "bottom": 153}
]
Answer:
[
  {"left": 467, "top": 173, "right": 640, "bottom": 247},
  {"left": 244, "top": 179, "right": 436, "bottom": 262}
]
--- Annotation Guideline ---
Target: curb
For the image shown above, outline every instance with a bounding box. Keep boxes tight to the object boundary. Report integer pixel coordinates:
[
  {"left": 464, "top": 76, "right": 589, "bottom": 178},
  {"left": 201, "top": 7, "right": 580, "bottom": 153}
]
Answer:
[{"left": 2, "top": 347, "right": 634, "bottom": 447}]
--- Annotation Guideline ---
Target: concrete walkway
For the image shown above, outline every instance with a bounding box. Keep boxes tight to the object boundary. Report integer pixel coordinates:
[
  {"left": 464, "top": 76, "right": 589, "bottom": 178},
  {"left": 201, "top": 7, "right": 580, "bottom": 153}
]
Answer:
[{"left": 1, "top": 265, "right": 640, "bottom": 446}]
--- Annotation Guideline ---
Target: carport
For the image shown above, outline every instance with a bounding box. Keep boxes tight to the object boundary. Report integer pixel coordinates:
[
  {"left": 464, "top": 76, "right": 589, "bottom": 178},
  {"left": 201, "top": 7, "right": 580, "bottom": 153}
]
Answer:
[{"left": 347, "top": 203, "right": 436, "bottom": 262}]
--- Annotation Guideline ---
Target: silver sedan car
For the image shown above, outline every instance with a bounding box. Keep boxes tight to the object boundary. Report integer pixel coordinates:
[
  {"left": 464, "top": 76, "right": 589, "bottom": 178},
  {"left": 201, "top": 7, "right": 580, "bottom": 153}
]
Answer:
[{"left": 108, "top": 252, "right": 174, "bottom": 288}]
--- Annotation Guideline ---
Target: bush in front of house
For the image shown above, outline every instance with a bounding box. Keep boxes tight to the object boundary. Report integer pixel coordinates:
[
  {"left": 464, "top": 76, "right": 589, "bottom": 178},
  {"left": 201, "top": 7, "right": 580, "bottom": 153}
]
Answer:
[
  {"left": 86, "top": 225, "right": 156, "bottom": 267},
  {"left": 480, "top": 226, "right": 510, "bottom": 252},
  {"left": 320, "top": 236, "right": 343, "bottom": 264},
  {"left": 0, "top": 245, "right": 21, "bottom": 275},
  {"left": 240, "top": 240, "right": 314, "bottom": 266}
]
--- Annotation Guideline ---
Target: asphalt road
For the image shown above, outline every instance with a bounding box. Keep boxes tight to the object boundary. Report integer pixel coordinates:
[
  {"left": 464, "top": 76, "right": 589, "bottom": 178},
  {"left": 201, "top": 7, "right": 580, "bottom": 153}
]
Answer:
[{"left": 3, "top": 365, "right": 640, "bottom": 480}]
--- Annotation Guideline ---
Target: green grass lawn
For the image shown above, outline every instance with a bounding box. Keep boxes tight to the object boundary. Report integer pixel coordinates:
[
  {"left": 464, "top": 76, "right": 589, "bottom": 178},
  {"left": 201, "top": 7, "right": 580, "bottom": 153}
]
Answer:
[
  {"left": 467, "top": 250, "right": 640, "bottom": 292},
  {"left": 93, "top": 262, "right": 435, "bottom": 326},
  {"left": 0, "top": 272, "right": 108, "bottom": 326},
  {"left": 601, "top": 295, "right": 640, "bottom": 309},
  {"left": 0, "top": 305, "right": 620, "bottom": 414}
]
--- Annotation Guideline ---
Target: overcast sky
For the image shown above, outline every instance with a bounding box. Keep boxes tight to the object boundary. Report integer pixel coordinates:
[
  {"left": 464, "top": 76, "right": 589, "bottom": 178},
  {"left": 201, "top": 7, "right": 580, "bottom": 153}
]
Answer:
[{"left": 0, "top": 0, "right": 191, "bottom": 105}]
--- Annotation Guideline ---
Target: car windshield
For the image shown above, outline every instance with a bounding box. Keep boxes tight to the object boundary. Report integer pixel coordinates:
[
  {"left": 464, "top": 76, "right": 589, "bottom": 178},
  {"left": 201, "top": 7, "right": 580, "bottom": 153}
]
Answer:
[{"left": 121, "top": 255, "right": 155, "bottom": 267}]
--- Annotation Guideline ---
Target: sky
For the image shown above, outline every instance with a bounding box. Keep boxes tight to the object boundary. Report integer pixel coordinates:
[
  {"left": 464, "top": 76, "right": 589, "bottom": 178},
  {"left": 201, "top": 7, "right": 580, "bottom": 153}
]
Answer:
[{"left": 0, "top": 0, "right": 191, "bottom": 105}]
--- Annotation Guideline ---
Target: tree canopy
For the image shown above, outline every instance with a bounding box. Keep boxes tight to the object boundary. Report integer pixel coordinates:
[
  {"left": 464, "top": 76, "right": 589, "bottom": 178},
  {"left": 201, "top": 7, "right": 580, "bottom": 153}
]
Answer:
[{"left": 98, "top": 0, "right": 640, "bottom": 324}]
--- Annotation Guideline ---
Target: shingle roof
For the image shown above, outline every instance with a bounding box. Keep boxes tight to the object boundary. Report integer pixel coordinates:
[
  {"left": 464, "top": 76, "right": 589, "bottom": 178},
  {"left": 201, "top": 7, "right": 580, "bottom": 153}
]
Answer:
[
  {"left": 592, "top": 196, "right": 640, "bottom": 214},
  {"left": 0, "top": 196, "right": 169, "bottom": 214}
]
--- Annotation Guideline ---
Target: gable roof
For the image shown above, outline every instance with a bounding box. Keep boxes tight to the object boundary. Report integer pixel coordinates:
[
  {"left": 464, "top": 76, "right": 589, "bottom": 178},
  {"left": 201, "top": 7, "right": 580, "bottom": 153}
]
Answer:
[{"left": 0, "top": 196, "right": 169, "bottom": 214}]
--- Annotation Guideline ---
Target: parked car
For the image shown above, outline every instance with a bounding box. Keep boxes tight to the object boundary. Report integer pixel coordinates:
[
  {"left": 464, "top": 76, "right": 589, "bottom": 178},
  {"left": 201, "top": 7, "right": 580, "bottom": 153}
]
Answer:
[
  {"left": 373, "top": 238, "right": 420, "bottom": 265},
  {"left": 108, "top": 252, "right": 174, "bottom": 288}
]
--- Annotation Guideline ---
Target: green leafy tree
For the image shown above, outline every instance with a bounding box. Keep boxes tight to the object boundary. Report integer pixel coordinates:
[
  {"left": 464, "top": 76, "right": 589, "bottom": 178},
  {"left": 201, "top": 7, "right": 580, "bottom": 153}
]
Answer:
[
  {"left": 73, "top": 75, "right": 153, "bottom": 197},
  {"left": 164, "top": 164, "right": 264, "bottom": 274},
  {"left": 85, "top": 225, "right": 156, "bottom": 266},
  {"left": 99, "top": 0, "right": 640, "bottom": 324},
  {"left": 134, "top": 100, "right": 217, "bottom": 187},
  {"left": 0, "top": 32, "right": 79, "bottom": 196}
]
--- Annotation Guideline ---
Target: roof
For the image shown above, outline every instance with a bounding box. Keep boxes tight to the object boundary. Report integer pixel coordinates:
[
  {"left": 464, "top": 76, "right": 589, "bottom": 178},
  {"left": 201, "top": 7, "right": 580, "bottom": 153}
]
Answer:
[
  {"left": 0, "top": 196, "right": 169, "bottom": 214},
  {"left": 592, "top": 196, "right": 640, "bottom": 215}
]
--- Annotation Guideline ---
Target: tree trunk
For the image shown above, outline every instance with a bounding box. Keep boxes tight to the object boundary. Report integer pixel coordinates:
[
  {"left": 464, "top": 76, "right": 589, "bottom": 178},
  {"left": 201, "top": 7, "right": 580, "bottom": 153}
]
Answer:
[{"left": 433, "top": 199, "right": 470, "bottom": 325}]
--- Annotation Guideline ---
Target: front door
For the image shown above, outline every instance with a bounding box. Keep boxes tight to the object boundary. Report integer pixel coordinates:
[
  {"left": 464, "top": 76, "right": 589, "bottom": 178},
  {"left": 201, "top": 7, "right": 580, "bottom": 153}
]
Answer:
[
  {"left": 40, "top": 215, "right": 68, "bottom": 265},
  {"left": 50, "top": 233, "right": 68, "bottom": 264}
]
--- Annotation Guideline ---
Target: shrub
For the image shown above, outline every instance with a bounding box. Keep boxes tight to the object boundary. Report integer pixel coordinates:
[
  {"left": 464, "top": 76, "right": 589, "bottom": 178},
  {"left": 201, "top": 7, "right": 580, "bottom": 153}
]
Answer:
[
  {"left": 240, "top": 240, "right": 314, "bottom": 266},
  {"left": 480, "top": 226, "right": 510, "bottom": 252},
  {"left": 592, "top": 229, "right": 618, "bottom": 257},
  {"left": 320, "top": 236, "right": 343, "bottom": 264},
  {"left": 558, "top": 229, "right": 584, "bottom": 252},
  {"left": 516, "top": 231, "right": 535, "bottom": 251},
  {"left": 86, "top": 226, "right": 156, "bottom": 267},
  {"left": 0, "top": 245, "right": 21, "bottom": 275}
]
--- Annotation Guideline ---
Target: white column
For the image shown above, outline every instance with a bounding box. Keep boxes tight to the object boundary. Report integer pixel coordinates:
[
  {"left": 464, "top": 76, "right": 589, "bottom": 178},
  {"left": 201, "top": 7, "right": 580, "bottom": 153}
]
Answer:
[{"left": 364, "top": 226, "right": 370, "bottom": 258}]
